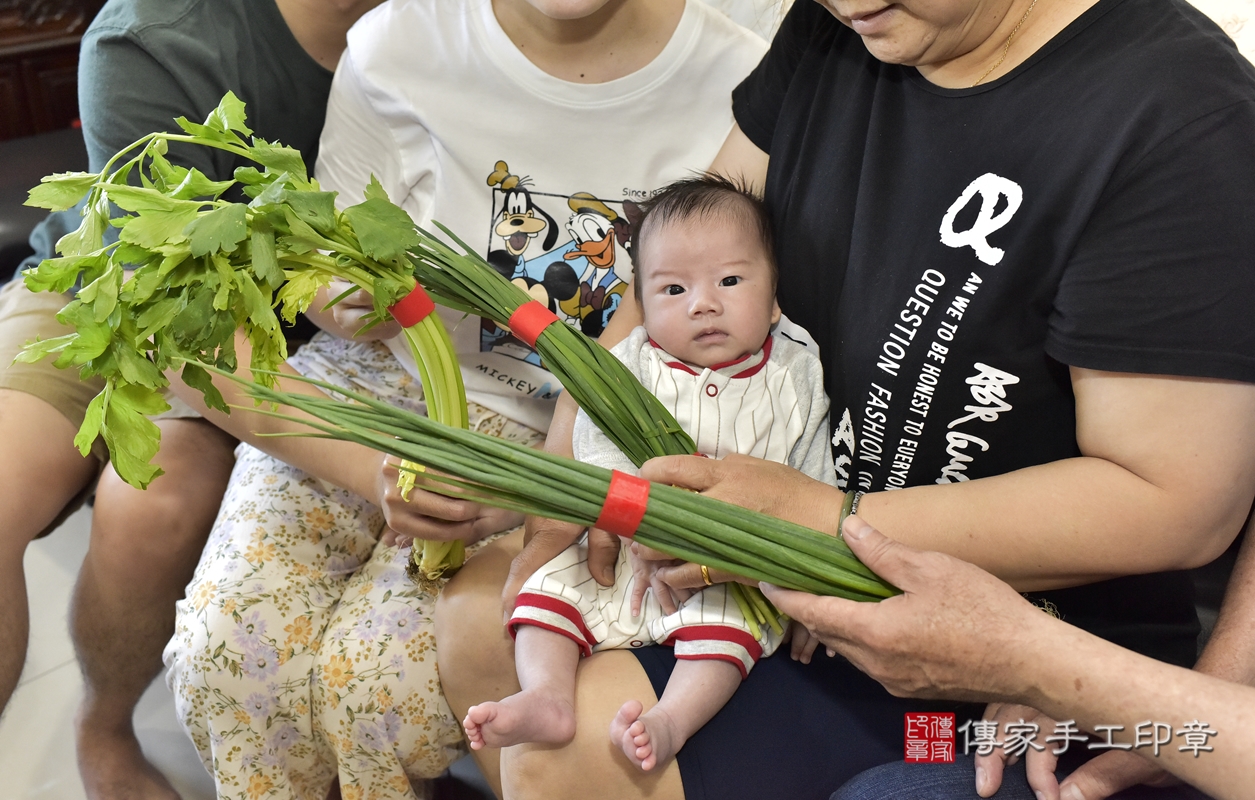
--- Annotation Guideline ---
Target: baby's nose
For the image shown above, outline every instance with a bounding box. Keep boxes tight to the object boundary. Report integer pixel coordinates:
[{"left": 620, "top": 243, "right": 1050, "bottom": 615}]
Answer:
[{"left": 690, "top": 292, "right": 721, "bottom": 315}]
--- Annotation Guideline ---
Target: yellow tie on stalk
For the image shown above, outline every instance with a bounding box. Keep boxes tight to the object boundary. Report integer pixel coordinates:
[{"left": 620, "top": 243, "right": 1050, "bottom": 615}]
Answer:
[{"left": 18, "top": 92, "right": 471, "bottom": 586}]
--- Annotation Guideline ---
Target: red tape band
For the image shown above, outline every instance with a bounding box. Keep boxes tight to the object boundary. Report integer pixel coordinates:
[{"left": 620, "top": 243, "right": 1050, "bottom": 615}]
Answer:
[
  {"left": 388, "top": 286, "right": 436, "bottom": 328},
  {"left": 508, "top": 300, "right": 560, "bottom": 348},
  {"left": 594, "top": 470, "right": 651, "bottom": 539}
]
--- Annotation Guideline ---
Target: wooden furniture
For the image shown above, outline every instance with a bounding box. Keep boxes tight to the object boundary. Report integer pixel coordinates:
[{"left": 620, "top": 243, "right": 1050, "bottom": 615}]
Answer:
[{"left": 0, "top": 0, "right": 105, "bottom": 141}]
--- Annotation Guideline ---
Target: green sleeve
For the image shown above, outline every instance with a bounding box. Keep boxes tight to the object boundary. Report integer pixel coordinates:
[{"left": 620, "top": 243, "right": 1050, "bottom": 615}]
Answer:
[{"left": 77, "top": 25, "right": 230, "bottom": 179}]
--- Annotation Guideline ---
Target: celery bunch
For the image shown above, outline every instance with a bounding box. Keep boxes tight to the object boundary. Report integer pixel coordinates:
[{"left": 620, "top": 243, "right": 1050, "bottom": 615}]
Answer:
[
  {"left": 235, "top": 371, "right": 898, "bottom": 602},
  {"left": 19, "top": 92, "right": 468, "bottom": 580}
]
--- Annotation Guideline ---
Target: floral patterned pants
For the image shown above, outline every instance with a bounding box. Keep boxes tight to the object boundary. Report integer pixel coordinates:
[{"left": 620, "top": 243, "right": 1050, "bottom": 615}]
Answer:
[{"left": 164, "top": 335, "right": 543, "bottom": 800}]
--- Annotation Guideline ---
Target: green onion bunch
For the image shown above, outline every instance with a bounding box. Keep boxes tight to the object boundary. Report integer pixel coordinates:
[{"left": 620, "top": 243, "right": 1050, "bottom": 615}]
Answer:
[
  {"left": 410, "top": 224, "right": 697, "bottom": 465},
  {"left": 236, "top": 371, "right": 898, "bottom": 602}
]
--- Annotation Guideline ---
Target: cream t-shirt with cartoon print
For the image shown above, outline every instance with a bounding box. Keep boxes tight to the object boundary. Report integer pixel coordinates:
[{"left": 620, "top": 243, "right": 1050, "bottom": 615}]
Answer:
[{"left": 314, "top": 0, "right": 767, "bottom": 432}]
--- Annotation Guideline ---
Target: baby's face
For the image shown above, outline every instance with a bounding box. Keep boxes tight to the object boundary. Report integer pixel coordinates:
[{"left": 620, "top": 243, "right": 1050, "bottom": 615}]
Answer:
[{"left": 637, "top": 215, "right": 780, "bottom": 367}]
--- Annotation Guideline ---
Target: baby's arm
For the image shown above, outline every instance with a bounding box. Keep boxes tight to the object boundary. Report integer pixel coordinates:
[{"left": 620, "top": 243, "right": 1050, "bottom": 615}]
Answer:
[
  {"left": 571, "top": 408, "right": 639, "bottom": 475},
  {"left": 570, "top": 326, "right": 653, "bottom": 474}
]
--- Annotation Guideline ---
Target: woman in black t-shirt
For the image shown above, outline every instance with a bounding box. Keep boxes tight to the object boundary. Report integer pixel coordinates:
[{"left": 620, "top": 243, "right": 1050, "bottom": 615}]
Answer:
[{"left": 439, "top": 0, "right": 1255, "bottom": 798}]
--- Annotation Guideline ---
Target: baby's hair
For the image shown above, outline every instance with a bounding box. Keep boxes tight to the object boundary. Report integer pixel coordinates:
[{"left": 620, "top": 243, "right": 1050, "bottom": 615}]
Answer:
[{"left": 632, "top": 174, "right": 776, "bottom": 304}]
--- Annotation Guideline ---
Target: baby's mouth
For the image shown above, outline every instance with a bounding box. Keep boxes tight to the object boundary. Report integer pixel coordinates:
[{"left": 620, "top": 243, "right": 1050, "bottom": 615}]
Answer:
[{"left": 694, "top": 328, "right": 728, "bottom": 343}]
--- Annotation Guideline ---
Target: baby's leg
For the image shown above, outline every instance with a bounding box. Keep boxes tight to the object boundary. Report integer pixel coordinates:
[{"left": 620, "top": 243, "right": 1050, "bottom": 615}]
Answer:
[
  {"left": 463, "top": 625, "right": 581, "bottom": 749},
  {"left": 610, "top": 657, "right": 740, "bottom": 771}
]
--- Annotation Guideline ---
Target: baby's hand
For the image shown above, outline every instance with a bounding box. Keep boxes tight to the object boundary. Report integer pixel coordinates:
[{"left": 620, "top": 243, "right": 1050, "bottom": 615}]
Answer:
[
  {"left": 789, "top": 619, "right": 822, "bottom": 664},
  {"left": 627, "top": 542, "right": 689, "bottom": 616},
  {"left": 628, "top": 547, "right": 657, "bottom": 617}
]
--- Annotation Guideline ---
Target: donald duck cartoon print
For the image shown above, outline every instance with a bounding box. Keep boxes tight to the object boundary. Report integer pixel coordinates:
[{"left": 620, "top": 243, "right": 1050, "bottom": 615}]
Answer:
[{"left": 559, "top": 192, "right": 635, "bottom": 338}]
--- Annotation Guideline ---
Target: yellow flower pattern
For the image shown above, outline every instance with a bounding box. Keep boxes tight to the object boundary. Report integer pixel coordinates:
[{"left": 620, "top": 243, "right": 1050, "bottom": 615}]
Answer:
[
  {"left": 164, "top": 336, "right": 543, "bottom": 800},
  {"left": 322, "top": 655, "right": 355, "bottom": 690}
]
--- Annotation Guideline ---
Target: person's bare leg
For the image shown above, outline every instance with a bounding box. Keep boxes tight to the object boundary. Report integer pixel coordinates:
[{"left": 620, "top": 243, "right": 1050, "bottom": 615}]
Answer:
[
  {"left": 72, "top": 418, "right": 236, "bottom": 800},
  {"left": 609, "top": 658, "right": 740, "bottom": 771},
  {"left": 464, "top": 626, "right": 580, "bottom": 749},
  {"left": 0, "top": 389, "right": 100, "bottom": 714},
  {"left": 504, "top": 650, "right": 685, "bottom": 800},
  {"left": 436, "top": 529, "right": 524, "bottom": 799}
]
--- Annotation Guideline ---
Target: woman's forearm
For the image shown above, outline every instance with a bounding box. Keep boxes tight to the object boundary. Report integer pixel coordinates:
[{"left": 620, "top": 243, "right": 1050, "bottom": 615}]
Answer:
[
  {"left": 859, "top": 370, "right": 1255, "bottom": 590},
  {"left": 1194, "top": 517, "right": 1255, "bottom": 684},
  {"left": 856, "top": 456, "right": 1192, "bottom": 590},
  {"left": 167, "top": 328, "right": 383, "bottom": 499},
  {"left": 1025, "top": 617, "right": 1255, "bottom": 800}
]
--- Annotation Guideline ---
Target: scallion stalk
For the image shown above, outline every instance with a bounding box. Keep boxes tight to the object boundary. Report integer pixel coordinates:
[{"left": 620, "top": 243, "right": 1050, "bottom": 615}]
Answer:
[{"left": 224, "top": 368, "right": 898, "bottom": 602}]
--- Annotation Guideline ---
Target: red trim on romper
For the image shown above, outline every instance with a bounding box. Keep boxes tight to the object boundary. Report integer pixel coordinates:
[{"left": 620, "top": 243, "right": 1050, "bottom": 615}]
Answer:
[
  {"left": 706, "top": 348, "right": 754, "bottom": 372},
  {"left": 509, "top": 620, "right": 593, "bottom": 658},
  {"left": 729, "top": 335, "right": 773, "bottom": 378},
  {"left": 663, "top": 624, "right": 764, "bottom": 663},
  {"left": 510, "top": 592, "right": 597, "bottom": 654},
  {"left": 647, "top": 337, "right": 701, "bottom": 375},
  {"left": 648, "top": 335, "right": 773, "bottom": 378}
]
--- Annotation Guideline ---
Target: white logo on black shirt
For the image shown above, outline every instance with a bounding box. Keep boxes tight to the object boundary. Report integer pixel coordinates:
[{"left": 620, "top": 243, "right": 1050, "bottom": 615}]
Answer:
[
  {"left": 939, "top": 173, "right": 1023, "bottom": 266},
  {"left": 937, "top": 362, "right": 1020, "bottom": 483}
]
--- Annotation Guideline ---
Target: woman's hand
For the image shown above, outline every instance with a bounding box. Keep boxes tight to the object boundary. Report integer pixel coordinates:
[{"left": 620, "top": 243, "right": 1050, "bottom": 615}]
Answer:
[
  {"left": 759, "top": 516, "right": 1047, "bottom": 703},
  {"left": 974, "top": 703, "right": 1061, "bottom": 799},
  {"left": 307, "top": 280, "right": 404, "bottom": 342},
  {"left": 1058, "top": 751, "right": 1178, "bottom": 800},
  {"left": 501, "top": 517, "right": 622, "bottom": 622},
  {"left": 375, "top": 456, "right": 522, "bottom": 547},
  {"left": 639, "top": 453, "right": 847, "bottom": 537},
  {"left": 635, "top": 452, "right": 846, "bottom": 598}
]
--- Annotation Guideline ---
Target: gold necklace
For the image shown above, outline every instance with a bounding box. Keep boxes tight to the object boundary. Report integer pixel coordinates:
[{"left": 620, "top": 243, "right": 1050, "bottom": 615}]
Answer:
[{"left": 970, "top": 0, "right": 1040, "bottom": 87}]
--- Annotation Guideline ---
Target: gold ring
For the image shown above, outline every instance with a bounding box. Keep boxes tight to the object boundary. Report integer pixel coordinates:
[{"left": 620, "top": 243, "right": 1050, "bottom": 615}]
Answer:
[{"left": 700, "top": 564, "right": 713, "bottom": 586}]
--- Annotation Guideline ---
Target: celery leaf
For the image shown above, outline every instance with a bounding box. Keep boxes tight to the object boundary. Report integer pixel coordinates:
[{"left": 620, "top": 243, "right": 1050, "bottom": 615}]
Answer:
[
  {"left": 26, "top": 172, "right": 99, "bottom": 211},
  {"left": 186, "top": 204, "right": 248, "bottom": 256},
  {"left": 343, "top": 178, "right": 419, "bottom": 263}
]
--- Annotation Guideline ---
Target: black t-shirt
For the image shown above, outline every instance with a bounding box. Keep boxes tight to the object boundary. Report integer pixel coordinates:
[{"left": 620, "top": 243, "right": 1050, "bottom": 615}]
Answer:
[{"left": 734, "top": 0, "right": 1255, "bottom": 665}]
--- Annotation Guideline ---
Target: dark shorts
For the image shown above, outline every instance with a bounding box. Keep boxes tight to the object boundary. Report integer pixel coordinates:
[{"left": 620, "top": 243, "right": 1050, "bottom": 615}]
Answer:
[
  {"left": 833, "top": 754, "right": 1212, "bottom": 800},
  {"left": 636, "top": 645, "right": 1213, "bottom": 800},
  {"left": 633, "top": 646, "right": 981, "bottom": 800}
]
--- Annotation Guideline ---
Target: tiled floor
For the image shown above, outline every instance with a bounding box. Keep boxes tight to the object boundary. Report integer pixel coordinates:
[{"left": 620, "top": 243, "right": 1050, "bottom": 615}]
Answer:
[{"left": 0, "top": 507, "right": 217, "bottom": 799}]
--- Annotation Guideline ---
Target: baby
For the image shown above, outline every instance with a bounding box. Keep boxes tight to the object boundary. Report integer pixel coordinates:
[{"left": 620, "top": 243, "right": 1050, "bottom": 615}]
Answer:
[{"left": 463, "top": 175, "right": 837, "bottom": 770}]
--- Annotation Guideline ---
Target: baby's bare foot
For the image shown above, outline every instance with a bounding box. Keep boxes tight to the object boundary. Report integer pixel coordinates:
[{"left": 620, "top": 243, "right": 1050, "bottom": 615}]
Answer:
[
  {"left": 463, "top": 690, "right": 576, "bottom": 750},
  {"left": 610, "top": 700, "right": 683, "bottom": 771}
]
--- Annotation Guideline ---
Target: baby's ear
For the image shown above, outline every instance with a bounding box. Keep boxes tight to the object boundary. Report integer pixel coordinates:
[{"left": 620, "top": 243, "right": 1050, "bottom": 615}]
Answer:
[{"left": 770, "top": 298, "right": 782, "bottom": 325}]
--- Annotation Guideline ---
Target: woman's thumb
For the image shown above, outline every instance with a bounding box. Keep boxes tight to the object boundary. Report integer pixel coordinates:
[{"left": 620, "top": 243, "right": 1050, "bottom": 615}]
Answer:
[{"left": 841, "top": 516, "right": 915, "bottom": 585}]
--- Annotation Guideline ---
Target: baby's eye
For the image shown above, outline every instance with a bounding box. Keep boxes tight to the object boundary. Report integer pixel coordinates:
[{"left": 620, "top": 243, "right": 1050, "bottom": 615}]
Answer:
[
  {"left": 720, "top": 276, "right": 741, "bottom": 287},
  {"left": 665, "top": 285, "right": 685, "bottom": 296}
]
